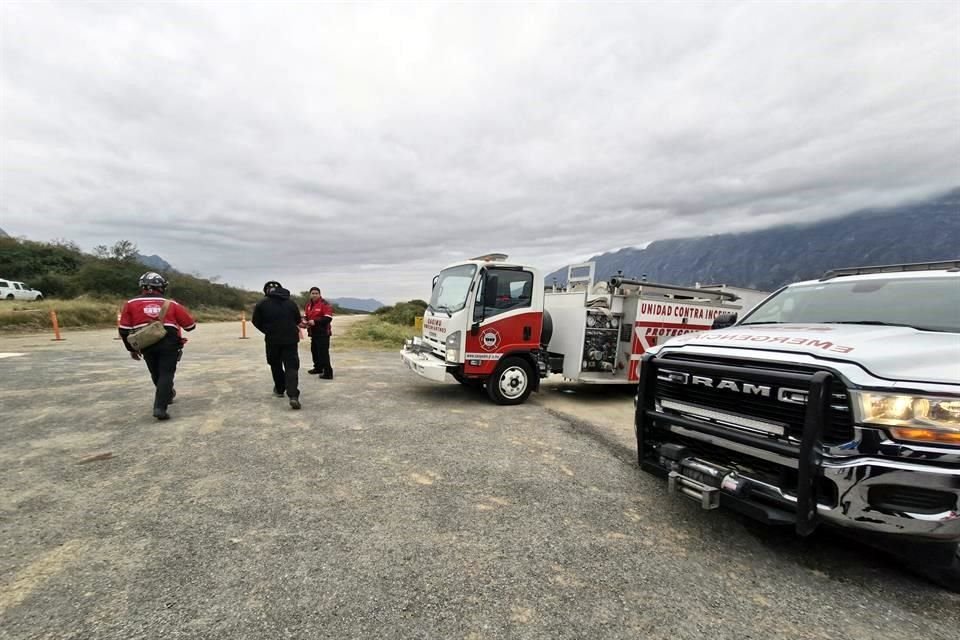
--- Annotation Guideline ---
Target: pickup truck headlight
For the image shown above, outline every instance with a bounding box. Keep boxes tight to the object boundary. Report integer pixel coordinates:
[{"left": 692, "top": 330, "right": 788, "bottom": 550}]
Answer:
[
  {"left": 853, "top": 391, "right": 960, "bottom": 445},
  {"left": 445, "top": 331, "right": 461, "bottom": 363}
]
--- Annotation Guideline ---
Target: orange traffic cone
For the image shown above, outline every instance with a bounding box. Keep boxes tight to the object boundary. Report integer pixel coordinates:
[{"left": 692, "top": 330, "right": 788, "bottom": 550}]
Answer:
[{"left": 50, "top": 310, "right": 65, "bottom": 341}]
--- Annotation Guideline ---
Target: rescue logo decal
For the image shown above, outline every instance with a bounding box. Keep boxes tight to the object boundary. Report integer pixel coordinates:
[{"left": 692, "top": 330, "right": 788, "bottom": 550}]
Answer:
[
  {"left": 480, "top": 329, "right": 501, "bottom": 351},
  {"left": 144, "top": 304, "right": 163, "bottom": 317}
]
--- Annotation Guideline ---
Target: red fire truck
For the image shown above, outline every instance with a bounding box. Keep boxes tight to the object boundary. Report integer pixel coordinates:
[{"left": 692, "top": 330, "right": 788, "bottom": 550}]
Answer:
[{"left": 401, "top": 254, "right": 746, "bottom": 404}]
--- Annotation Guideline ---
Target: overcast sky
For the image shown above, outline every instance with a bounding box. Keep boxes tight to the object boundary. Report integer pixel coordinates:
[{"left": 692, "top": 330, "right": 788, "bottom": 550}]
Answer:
[{"left": 1, "top": 2, "right": 958, "bottom": 303}]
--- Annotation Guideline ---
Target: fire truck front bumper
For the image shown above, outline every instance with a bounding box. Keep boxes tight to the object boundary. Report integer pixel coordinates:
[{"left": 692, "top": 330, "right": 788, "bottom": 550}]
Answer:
[{"left": 401, "top": 344, "right": 449, "bottom": 383}]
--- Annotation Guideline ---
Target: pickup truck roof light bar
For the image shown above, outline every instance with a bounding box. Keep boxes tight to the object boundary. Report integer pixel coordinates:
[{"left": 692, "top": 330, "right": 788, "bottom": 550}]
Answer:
[{"left": 820, "top": 260, "right": 960, "bottom": 281}]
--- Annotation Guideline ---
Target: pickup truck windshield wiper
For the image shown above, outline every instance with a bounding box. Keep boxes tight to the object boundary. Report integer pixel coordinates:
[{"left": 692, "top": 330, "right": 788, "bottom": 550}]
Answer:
[{"left": 435, "top": 305, "right": 453, "bottom": 318}]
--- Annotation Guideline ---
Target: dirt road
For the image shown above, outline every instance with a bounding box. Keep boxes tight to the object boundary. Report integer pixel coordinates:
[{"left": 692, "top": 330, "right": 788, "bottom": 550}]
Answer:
[{"left": 1, "top": 321, "right": 957, "bottom": 639}]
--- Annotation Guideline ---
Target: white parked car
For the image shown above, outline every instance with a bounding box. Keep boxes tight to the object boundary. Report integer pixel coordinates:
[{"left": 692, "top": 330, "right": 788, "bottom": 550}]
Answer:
[{"left": 0, "top": 278, "right": 43, "bottom": 301}]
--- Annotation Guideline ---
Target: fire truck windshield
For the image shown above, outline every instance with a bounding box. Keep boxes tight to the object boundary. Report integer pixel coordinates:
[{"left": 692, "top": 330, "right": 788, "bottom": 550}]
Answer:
[
  {"left": 741, "top": 276, "right": 960, "bottom": 333},
  {"left": 429, "top": 264, "right": 477, "bottom": 314}
]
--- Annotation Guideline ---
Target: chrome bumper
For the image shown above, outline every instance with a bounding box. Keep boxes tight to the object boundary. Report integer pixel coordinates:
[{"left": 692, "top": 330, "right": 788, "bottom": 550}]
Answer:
[
  {"left": 662, "top": 448, "right": 960, "bottom": 541},
  {"left": 819, "top": 457, "right": 960, "bottom": 540},
  {"left": 400, "top": 346, "right": 449, "bottom": 383}
]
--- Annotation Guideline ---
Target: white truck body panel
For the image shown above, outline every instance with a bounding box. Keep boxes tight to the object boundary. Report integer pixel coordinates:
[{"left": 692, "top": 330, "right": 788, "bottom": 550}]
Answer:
[{"left": 544, "top": 284, "right": 744, "bottom": 384}]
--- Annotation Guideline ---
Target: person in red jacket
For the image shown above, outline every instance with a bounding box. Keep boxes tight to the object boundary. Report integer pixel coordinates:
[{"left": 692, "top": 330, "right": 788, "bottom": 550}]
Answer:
[
  {"left": 303, "top": 286, "right": 334, "bottom": 379},
  {"left": 118, "top": 272, "right": 196, "bottom": 420}
]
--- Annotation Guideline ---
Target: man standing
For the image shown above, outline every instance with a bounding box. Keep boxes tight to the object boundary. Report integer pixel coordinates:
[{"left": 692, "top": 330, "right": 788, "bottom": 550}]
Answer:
[
  {"left": 119, "top": 272, "right": 196, "bottom": 420},
  {"left": 252, "top": 280, "right": 302, "bottom": 410},
  {"left": 304, "top": 286, "right": 334, "bottom": 379}
]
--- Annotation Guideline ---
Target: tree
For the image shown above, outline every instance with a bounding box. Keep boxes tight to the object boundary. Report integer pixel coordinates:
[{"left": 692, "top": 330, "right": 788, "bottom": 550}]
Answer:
[
  {"left": 48, "top": 238, "right": 82, "bottom": 252},
  {"left": 109, "top": 240, "right": 138, "bottom": 261}
]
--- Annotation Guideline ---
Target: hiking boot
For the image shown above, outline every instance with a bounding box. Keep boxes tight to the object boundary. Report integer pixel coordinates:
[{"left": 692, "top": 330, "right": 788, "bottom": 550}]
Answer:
[
  {"left": 289, "top": 397, "right": 301, "bottom": 410},
  {"left": 153, "top": 407, "right": 170, "bottom": 421},
  {"left": 273, "top": 388, "right": 285, "bottom": 398},
  {"left": 321, "top": 372, "right": 333, "bottom": 380},
  {"left": 308, "top": 368, "right": 321, "bottom": 375}
]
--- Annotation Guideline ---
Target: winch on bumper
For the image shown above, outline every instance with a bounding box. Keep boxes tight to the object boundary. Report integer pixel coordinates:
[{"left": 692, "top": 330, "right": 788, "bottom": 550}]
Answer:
[
  {"left": 635, "top": 353, "right": 960, "bottom": 542},
  {"left": 401, "top": 338, "right": 450, "bottom": 383}
]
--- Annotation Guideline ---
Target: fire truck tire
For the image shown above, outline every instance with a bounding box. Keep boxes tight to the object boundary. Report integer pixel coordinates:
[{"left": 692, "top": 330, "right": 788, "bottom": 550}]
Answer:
[
  {"left": 486, "top": 357, "right": 533, "bottom": 405},
  {"left": 452, "top": 371, "right": 484, "bottom": 389}
]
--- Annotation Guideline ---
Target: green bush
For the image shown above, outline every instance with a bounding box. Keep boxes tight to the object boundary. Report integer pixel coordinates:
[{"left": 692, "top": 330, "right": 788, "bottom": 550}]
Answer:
[
  {"left": 342, "top": 318, "right": 416, "bottom": 348},
  {"left": 373, "top": 299, "right": 428, "bottom": 326},
  {"left": 0, "top": 236, "right": 257, "bottom": 310},
  {"left": 0, "top": 237, "right": 84, "bottom": 279},
  {"left": 31, "top": 273, "right": 80, "bottom": 298},
  {"left": 74, "top": 260, "right": 145, "bottom": 297}
]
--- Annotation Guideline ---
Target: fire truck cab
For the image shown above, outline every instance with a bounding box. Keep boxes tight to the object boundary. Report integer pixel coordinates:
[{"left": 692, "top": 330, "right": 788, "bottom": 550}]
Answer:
[{"left": 401, "top": 254, "right": 745, "bottom": 405}]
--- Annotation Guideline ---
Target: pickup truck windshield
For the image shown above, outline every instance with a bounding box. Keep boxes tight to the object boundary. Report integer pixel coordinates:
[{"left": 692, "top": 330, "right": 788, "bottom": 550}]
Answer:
[
  {"left": 428, "top": 264, "right": 477, "bottom": 314},
  {"left": 741, "top": 276, "right": 960, "bottom": 333}
]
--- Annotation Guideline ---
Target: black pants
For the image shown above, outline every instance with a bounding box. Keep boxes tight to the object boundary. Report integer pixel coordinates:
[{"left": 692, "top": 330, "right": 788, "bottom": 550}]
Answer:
[
  {"left": 266, "top": 343, "right": 299, "bottom": 398},
  {"left": 310, "top": 333, "right": 332, "bottom": 375},
  {"left": 143, "top": 343, "right": 181, "bottom": 410}
]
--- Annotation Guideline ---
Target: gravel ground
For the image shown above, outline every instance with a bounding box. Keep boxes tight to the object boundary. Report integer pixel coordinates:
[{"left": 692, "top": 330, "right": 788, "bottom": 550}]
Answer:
[{"left": 1, "top": 322, "right": 958, "bottom": 639}]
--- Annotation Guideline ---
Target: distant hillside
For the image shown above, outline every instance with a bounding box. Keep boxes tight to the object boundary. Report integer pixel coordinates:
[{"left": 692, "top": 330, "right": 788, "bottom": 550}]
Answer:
[
  {"left": 135, "top": 253, "right": 173, "bottom": 271},
  {"left": 547, "top": 188, "right": 960, "bottom": 290},
  {"left": 331, "top": 297, "right": 384, "bottom": 312},
  {"left": 0, "top": 236, "right": 258, "bottom": 309},
  {"left": 0, "top": 227, "right": 9, "bottom": 238}
]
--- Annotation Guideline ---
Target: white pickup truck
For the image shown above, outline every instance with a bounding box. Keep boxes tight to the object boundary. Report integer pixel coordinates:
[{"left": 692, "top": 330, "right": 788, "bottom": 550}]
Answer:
[
  {"left": 635, "top": 261, "right": 960, "bottom": 589},
  {"left": 0, "top": 278, "right": 44, "bottom": 301}
]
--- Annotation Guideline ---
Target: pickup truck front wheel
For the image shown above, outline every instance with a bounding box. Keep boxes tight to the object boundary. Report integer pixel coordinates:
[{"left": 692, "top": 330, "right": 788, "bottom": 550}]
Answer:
[
  {"left": 905, "top": 541, "right": 960, "bottom": 592},
  {"left": 926, "top": 544, "right": 960, "bottom": 592}
]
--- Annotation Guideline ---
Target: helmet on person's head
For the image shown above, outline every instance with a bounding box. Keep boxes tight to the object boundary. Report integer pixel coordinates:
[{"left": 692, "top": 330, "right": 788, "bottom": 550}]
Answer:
[
  {"left": 263, "top": 280, "right": 282, "bottom": 294},
  {"left": 139, "top": 272, "right": 168, "bottom": 292}
]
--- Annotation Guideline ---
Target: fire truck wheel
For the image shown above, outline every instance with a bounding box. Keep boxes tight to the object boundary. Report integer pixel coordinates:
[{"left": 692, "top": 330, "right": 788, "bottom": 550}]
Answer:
[{"left": 487, "top": 357, "right": 533, "bottom": 405}]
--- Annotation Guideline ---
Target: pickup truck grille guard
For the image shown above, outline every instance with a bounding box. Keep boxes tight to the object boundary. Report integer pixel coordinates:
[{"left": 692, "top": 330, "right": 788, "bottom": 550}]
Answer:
[{"left": 635, "top": 353, "right": 832, "bottom": 537}]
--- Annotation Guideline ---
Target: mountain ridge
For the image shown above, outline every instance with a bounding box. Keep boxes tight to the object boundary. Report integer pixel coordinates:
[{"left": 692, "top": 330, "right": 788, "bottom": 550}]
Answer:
[
  {"left": 330, "top": 297, "right": 384, "bottom": 312},
  {"left": 546, "top": 188, "right": 960, "bottom": 290}
]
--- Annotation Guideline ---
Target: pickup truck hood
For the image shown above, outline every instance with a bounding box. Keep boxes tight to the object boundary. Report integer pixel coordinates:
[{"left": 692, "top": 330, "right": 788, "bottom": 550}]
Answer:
[{"left": 659, "top": 324, "right": 960, "bottom": 385}]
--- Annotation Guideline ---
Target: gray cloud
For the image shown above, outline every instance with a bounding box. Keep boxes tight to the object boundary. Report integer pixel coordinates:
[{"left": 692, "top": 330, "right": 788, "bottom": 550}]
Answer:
[{"left": 2, "top": 1, "right": 958, "bottom": 302}]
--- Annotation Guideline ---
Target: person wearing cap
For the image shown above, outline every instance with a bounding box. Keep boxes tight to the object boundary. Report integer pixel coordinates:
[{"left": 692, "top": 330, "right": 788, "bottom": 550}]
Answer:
[
  {"left": 303, "top": 286, "right": 334, "bottom": 379},
  {"left": 251, "top": 280, "right": 303, "bottom": 410},
  {"left": 118, "top": 272, "right": 196, "bottom": 420}
]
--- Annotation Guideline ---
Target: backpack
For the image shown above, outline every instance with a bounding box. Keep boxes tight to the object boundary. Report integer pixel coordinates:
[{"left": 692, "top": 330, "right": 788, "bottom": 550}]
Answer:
[{"left": 127, "top": 300, "right": 172, "bottom": 351}]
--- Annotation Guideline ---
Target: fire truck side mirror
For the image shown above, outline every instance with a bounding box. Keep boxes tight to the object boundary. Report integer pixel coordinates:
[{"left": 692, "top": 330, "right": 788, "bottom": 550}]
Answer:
[
  {"left": 432, "top": 275, "right": 439, "bottom": 290},
  {"left": 711, "top": 313, "right": 738, "bottom": 330}
]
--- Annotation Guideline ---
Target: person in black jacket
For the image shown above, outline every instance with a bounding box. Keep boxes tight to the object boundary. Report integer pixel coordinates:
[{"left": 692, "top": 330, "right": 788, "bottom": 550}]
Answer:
[{"left": 251, "top": 280, "right": 302, "bottom": 410}]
